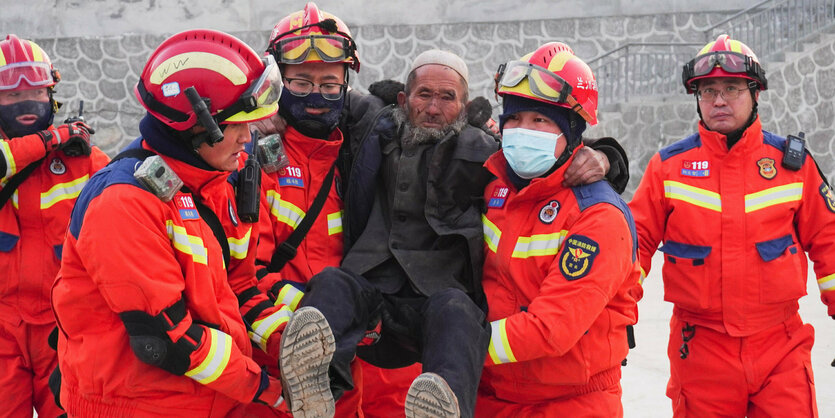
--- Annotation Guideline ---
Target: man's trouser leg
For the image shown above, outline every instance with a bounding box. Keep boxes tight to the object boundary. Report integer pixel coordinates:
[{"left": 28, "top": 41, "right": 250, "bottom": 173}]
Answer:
[
  {"left": 666, "top": 313, "right": 817, "bottom": 418},
  {"left": 301, "top": 267, "right": 382, "bottom": 398},
  {"left": 420, "top": 288, "right": 491, "bottom": 418},
  {"left": 0, "top": 317, "right": 63, "bottom": 418}
]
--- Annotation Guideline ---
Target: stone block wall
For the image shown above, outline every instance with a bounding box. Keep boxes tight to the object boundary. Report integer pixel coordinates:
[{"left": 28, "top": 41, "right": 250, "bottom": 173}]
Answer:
[{"left": 28, "top": 10, "right": 835, "bottom": 199}]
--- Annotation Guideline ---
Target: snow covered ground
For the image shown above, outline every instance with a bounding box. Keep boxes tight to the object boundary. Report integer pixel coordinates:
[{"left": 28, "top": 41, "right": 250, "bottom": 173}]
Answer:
[{"left": 622, "top": 252, "right": 835, "bottom": 417}]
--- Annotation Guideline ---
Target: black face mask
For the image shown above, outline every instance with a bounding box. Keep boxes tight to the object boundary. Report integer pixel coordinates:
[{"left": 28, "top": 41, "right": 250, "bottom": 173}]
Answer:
[
  {"left": 278, "top": 88, "right": 344, "bottom": 139},
  {"left": 0, "top": 100, "right": 53, "bottom": 138}
]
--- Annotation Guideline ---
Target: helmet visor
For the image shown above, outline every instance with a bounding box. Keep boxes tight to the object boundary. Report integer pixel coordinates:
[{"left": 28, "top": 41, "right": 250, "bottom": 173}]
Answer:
[
  {"left": 273, "top": 35, "right": 352, "bottom": 64},
  {"left": 0, "top": 61, "right": 52, "bottom": 90},
  {"left": 498, "top": 60, "right": 573, "bottom": 105},
  {"left": 220, "top": 55, "right": 282, "bottom": 124}
]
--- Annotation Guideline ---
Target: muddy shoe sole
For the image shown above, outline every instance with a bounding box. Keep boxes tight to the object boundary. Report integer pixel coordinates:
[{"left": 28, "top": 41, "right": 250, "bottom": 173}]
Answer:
[
  {"left": 279, "top": 306, "right": 336, "bottom": 418},
  {"left": 405, "top": 372, "right": 460, "bottom": 418}
]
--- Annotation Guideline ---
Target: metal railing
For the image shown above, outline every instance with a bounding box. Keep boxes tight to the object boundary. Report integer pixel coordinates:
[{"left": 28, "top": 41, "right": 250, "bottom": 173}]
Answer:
[
  {"left": 589, "top": 0, "right": 835, "bottom": 105},
  {"left": 703, "top": 0, "right": 835, "bottom": 60},
  {"left": 589, "top": 43, "right": 702, "bottom": 106}
]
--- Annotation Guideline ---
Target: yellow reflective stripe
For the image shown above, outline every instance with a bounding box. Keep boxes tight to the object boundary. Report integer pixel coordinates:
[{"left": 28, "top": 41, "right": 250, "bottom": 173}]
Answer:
[
  {"left": 28, "top": 40, "right": 44, "bottom": 62},
  {"left": 744, "top": 182, "right": 803, "bottom": 213},
  {"left": 664, "top": 181, "right": 722, "bottom": 212},
  {"left": 487, "top": 319, "right": 516, "bottom": 365},
  {"left": 512, "top": 230, "right": 567, "bottom": 258},
  {"left": 249, "top": 305, "right": 292, "bottom": 351},
  {"left": 482, "top": 214, "right": 501, "bottom": 253},
  {"left": 818, "top": 273, "right": 835, "bottom": 293},
  {"left": 40, "top": 175, "right": 89, "bottom": 209},
  {"left": 166, "top": 220, "right": 208, "bottom": 265},
  {"left": 186, "top": 328, "right": 232, "bottom": 384},
  {"left": 266, "top": 190, "right": 304, "bottom": 230},
  {"left": 0, "top": 141, "right": 15, "bottom": 177},
  {"left": 327, "top": 210, "right": 343, "bottom": 235},
  {"left": 639, "top": 266, "right": 647, "bottom": 285},
  {"left": 275, "top": 284, "right": 304, "bottom": 311},
  {"left": 11, "top": 191, "right": 18, "bottom": 209},
  {"left": 227, "top": 227, "right": 251, "bottom": 260}
]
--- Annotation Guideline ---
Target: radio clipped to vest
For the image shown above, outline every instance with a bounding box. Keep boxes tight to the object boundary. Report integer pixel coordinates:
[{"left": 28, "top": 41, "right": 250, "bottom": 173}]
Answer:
[
  {"left": 236, "top": 152, "right": 261, "bottom": 223},
  {"left": 256, "top": 133, "right": 290, "bottom": 173},
  {"left": 782, "top": 131, "right": 806, "bottom": 171},
  {"left": 134, "top": 155, "right": 183, "bottom": 202}
]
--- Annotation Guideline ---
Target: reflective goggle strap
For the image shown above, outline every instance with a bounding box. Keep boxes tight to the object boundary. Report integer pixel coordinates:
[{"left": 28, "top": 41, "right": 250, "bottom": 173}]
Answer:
[{"left": 268, "top": 19, "right": 341, "bottom": 51}]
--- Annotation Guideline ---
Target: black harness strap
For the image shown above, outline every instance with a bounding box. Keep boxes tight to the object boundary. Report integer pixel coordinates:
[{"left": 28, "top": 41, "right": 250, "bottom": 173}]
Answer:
[
  {"left": 0, "top": 158, "right": 45, "bottom": 209},
  {"left": 262, "top": 163, "right": 336, "bottom": 275}
]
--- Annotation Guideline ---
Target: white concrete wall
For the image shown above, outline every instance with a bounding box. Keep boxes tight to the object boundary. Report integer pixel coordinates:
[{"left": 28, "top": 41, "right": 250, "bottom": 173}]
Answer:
[{"left": 4, "top": 0, "right": 756, "bottom": 38}]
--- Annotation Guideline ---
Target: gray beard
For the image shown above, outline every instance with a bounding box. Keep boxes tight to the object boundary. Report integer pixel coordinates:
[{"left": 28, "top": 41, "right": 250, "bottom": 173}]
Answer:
[{"left": 392, "top": 105, "right": 468, "bottom": 146}]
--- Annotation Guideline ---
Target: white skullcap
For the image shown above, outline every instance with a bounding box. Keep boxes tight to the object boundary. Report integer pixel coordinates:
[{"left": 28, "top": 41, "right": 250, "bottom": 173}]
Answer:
[{"left": 409, "top": 49, "right": 469, "bottom": 85}]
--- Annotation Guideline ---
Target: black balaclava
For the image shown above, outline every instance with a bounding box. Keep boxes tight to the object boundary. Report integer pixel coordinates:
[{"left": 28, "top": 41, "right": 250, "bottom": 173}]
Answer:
[
  {"left": 278, "top": 66, "right": 347, "bottom": 139},
  {"left": 0, "top": 98, "right": 54, "bottom": 138},
  {"left": 140, "top": 113, "right": 216, "bottom": 171}
]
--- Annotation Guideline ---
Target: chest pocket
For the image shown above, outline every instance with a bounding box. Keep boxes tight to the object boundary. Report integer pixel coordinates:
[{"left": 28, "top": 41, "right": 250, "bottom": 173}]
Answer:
[
  {"left": 659, "top": 240, "right": 715, "bottom": 311},
  {"left": 755, "top": 234, "right": 805, "bottom": 304}
]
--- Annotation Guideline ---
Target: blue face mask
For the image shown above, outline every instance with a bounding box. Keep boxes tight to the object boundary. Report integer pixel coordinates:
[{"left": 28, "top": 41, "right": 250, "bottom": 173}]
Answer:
[
  {"left": 278, "top": 87, "right": 344, "bottom": 139},
  {"left": 501, "top": 127, "right": 564, "bottom": 179}
]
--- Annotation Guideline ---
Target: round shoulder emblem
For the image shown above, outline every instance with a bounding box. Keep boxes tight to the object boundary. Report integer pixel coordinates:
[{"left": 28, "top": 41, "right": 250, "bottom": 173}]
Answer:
[
  {"left": 539, "top": 200, "right": 560, "bottom": 224},
  {"left": 49, "top": 158, "right": 66, "bottom": 175}
]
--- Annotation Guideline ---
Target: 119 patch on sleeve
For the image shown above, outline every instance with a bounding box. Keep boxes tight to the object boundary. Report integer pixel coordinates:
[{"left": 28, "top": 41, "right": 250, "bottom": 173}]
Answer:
[{"left": 559, "top": 234, "right": 599, "bottom": 280}]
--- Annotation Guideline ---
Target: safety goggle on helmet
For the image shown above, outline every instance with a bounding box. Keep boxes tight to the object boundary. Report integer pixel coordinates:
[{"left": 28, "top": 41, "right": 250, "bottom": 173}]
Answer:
[
  {"left": 682, "top": 34, "right": 767, "bottom": 93},
  {"left": 0, "top": 35, "right": 59, "bottom": 91},
  {"left": 266, "top": 2, "right": 360, "bottom": 72},
  {"left": 135, "top": 29, "right": 281, "bottom": 133},
  {"left": 495, "top": 42, "right": 598, "bottom": 125}
]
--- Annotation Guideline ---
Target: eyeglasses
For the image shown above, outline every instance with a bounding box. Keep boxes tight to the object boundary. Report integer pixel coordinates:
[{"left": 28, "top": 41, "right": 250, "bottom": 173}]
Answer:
[
  {"left": 683, "top": 51, "right": 766, "bottom": 90},
  {"left": 496, "top": 60, "right": 595, "bottom": 124},
  {"left": 284, "top": 77, "right": 346, "bottom": 100},
  {"left": 0, "top": 61, "right": 54, "bottom": 90},
  {"left": 696, "top": 85, "right": 749, "bottom": 102},
  {"left": 269, "top": 34, "right": 356, "bottom": 65}
]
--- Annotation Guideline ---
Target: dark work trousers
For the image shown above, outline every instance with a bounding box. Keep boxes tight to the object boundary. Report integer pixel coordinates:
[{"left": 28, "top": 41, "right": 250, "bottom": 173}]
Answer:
[{"left": 301, "top": 266, "right": 491, "bottom": 418}]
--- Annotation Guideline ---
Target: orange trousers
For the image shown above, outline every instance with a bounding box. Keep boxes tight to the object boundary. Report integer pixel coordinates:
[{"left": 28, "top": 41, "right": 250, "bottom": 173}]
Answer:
[
  {"left": 475, "top": 377, "right": 622, "bottom": 417},
  {"left": 666, "top": 313, "right": 818, "bottom": 417},
  {"left": 0, "top": 317, "right": 62, "bottom": 418},
  {"left": 359, "top": 360, "right": 421, "bottom": 418}
]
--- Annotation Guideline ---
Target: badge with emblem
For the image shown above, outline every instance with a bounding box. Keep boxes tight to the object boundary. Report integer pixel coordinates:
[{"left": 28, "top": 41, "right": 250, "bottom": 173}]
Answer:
[
  {"left": 757, "top": 157, "right": 777, "bottom": 180},
  {"left": 49, "top": 158, "right": 66, "bottom": 175},
  {"left": 279, "top": 165, "right": 304, "bottom": 188},
  {"left": 539, "top": 200, "right": 560, "bottom": 224},
  {"left": 228, "top": 199, "right": 239, "bottom": 226},
  {"left": 173, "top": 194, "right": 200, "bottom": 220},
  {"left": 559, "top": 234, "right": 599, "bottom": 280},
  {"left": 681, "top": 160, "right": 710, "bottom": 177},
  {"left": 819, "top": 183, "right": 835, "bottom": 213},
  {"left": 487, "top": 186, "right": 509, "bottom": 209}
]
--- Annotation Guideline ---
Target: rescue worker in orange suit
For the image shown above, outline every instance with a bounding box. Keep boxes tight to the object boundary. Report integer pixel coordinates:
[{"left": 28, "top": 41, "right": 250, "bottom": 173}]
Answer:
[
  {"left": 251, "top": 3, "right": 367, "bottom": 416},
  {"left": 51, "top": 29, "right": 336, "bottom": 417},
  {"left": 629, "top": 34, "right": 835, "bottom": 417},
  {"left": 0, "top": 34, "right": 109, "bottom": 418},
  {"left": 477, "top": 42, "right": 640, "bottom": 417}
]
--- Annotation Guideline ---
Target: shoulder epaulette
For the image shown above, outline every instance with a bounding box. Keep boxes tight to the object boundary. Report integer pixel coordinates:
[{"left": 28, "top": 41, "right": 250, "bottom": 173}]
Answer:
[
  {"left": 573, "top": 181, "right": 638, "bottom": 261},
  {"left": 659, "top": 133, "right": 701, "bottom": 161}
]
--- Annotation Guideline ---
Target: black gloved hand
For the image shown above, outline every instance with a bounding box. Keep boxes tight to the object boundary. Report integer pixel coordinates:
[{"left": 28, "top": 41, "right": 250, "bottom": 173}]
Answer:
[{"left": 57, "top": 121, "right": 94, "bottom": 156}]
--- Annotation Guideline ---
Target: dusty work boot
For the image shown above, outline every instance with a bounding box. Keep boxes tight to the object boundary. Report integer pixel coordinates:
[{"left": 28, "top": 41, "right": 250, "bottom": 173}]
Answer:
[
  {"left": 279, "top": 306, "right": 336, "bottom": 418},
  {"left": 405, "top": 372, "right": 460, "bottom": 418}
]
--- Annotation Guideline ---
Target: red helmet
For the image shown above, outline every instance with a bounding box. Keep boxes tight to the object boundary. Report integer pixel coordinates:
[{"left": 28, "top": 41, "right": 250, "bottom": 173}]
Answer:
[
  {"left": 0, "top": 34, "right": 59, "bottom": 91},
  {"left": 135, "top": 29, "right": 280, "bottom": 132},
  {"left": 495, "top": 42, "right": 598, "bottom": 125},
  {"left": 267, "top": 2, "right": 360, "bottom": 72},
  {"left": 682, "top": 34, "right": 767, "bottom": 93}
]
